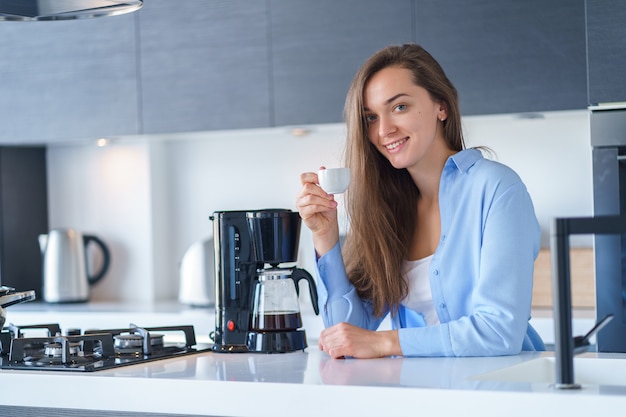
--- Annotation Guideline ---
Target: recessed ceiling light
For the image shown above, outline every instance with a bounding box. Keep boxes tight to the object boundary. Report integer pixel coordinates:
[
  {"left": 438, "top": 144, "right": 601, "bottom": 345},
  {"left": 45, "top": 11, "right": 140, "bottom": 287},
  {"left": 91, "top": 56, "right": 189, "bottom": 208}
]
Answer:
[{"left": 96, "top": 138, "right": 110, "bottom": 147}]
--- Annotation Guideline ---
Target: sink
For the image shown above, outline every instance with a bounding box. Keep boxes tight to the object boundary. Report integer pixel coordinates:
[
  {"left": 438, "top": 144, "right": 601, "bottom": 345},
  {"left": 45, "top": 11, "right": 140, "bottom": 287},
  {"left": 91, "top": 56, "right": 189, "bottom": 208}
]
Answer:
[{"left": 472, "top": 357, "right": 626, "bottom": 386}]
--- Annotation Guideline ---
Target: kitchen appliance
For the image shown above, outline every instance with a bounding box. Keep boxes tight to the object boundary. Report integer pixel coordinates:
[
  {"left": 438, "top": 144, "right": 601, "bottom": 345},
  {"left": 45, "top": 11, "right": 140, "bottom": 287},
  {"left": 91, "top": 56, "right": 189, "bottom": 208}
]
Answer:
[
  {"left": 178, "top": 238, "right": 215, "bottom": 307},
  {"left": 0, "top": 322, "right": 211, "bottom": 372},
  {"left": 210, "top": 209, "right": 319, "bottom": 353},
  {"left": 39, "top": 229, "right": 111, "bottom": 303},
  {"left": 589, "top": 105, "right": 626, "bottom": 352},
  {"left": 0, "top": 286, "right": 36, "bottom": 329},
  {"left": 0, "top": 0, "right": 143, "bottom": 21}
]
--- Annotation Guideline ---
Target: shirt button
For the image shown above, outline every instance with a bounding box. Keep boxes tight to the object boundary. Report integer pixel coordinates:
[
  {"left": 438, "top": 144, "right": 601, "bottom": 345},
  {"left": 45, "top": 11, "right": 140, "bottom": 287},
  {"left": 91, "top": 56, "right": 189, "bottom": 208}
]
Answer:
[
  {"left": 440, "top": 303, "right": 446, "bottom": 309},
  {"left": 433, "top": 269, "right": 439, "bottom": 276},
  {"left": 440, "top": 235, "right": 446, "bottom": 242}
]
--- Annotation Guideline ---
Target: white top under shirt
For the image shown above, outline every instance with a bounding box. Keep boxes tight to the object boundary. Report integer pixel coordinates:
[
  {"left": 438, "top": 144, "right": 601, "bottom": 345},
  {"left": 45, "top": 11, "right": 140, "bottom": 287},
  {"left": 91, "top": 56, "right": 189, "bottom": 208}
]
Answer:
[{"left": 401, "top": 255, "right": 440, "bottom": 326}]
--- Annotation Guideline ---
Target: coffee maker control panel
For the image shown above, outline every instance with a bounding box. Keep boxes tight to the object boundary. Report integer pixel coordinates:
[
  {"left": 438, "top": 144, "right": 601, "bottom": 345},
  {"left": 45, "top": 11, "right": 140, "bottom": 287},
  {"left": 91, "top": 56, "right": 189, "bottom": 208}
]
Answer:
[
  {"left": 212, "top": 211, "right": 261, "bottom": 351},
  {"left": 228, "top": 225, "right": 240, "bottom": 301}
]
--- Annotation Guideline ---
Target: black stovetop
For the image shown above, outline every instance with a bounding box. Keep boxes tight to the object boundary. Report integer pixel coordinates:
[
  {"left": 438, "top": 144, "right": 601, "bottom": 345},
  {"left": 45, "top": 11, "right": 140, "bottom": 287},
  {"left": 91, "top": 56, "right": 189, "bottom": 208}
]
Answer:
[{"left": 0, "top": 323, "right": 212, "bottom": 372}]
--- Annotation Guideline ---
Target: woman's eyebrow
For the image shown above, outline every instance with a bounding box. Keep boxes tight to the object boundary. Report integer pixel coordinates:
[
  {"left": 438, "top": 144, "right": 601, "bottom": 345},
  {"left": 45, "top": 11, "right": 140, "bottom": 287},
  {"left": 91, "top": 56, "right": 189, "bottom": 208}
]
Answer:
[
  {"left": 364, "top": 93, "right": 409, "bottom": 112},
  {"left": 385, "top": 93, "right": 409, "bottom": 104}
]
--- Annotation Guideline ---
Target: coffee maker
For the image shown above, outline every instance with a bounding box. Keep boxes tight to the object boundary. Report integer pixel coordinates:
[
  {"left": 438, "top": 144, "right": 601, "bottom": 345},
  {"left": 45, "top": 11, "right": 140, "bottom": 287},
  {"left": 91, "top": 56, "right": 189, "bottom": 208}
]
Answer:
[{"left": 210, "top": 209, "right": 319, "bottom": 353}]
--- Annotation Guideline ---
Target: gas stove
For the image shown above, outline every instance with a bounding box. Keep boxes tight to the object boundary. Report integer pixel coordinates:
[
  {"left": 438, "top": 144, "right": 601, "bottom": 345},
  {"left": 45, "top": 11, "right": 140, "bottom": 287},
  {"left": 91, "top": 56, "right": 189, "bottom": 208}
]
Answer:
[{"left": 0, "top": 323, "right": 212, "bottom": 372}]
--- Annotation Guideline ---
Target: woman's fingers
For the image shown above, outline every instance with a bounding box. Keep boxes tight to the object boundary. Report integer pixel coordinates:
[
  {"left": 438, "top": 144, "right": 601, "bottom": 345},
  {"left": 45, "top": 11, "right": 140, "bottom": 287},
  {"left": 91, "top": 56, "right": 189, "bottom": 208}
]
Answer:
[
  {"left": 300, "top": 171, "right": 319, "bottom": 186},
  {"left": 296, "top": 170, "right": 340, "bottom": 251},
  {"left": 296, "top": 179, "right": 337, "bottom": 216},
  {"left": 319, "top": 323, "right": 358, "bottom": 359},
  {"left": 319, "top": 323, "right": 400, "bottom": 359}
]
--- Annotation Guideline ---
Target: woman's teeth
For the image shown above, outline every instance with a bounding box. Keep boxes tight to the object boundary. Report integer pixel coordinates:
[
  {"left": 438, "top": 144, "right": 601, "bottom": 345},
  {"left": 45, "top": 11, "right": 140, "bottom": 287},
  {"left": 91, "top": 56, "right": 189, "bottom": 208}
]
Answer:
[{"left": 385, "top": 138, "right": 407, "bottom": 150}]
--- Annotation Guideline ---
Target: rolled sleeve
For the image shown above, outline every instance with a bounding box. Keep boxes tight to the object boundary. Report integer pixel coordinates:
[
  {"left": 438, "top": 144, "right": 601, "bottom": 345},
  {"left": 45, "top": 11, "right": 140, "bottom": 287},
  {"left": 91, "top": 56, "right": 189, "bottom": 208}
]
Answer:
[{"left": 315, "top": 242, "right": 383, "bottom": 330}]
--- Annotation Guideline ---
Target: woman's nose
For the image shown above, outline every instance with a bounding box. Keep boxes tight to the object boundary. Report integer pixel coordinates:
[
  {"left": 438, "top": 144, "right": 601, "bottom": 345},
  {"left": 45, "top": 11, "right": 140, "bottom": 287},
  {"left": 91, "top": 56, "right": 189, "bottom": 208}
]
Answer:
[{"left": 378, "top": 115, "right": 396, "bottom": 138}]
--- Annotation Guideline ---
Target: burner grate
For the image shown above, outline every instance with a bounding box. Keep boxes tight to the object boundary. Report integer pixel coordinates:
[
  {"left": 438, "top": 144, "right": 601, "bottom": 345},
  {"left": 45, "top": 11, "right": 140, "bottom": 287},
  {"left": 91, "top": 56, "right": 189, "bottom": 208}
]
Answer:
[{"left": 0, "top": 323, "right": 211, "bottom": 372}]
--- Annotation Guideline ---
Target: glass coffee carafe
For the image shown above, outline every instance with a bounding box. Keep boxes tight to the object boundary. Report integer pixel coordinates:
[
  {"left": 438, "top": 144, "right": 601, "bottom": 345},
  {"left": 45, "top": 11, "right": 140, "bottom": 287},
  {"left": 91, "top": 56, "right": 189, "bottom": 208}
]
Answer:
[{"left": 251, "top": 268, "right": 317, "bottom": 333}]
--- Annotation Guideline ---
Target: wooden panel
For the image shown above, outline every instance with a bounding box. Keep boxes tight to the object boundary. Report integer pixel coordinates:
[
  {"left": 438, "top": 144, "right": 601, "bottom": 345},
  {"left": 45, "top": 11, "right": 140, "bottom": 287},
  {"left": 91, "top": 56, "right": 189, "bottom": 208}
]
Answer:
[{"left": 532, "top": 248, "right": 595, "bottom": 308}]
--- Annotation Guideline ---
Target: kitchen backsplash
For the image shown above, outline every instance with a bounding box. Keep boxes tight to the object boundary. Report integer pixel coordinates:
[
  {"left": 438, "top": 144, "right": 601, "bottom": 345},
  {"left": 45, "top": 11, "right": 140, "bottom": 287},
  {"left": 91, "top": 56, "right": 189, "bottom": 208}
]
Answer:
[{"left": 46, "top": 110, "right": 591, "bottom": 303}]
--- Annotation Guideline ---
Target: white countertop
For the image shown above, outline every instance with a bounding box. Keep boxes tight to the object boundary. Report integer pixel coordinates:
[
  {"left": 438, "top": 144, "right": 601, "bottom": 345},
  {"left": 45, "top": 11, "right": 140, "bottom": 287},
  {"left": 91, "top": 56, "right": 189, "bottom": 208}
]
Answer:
[
  {"left": 1, "top": 302, "right": 620, "bottom": 417},
  {"left": 2, "top": 349, "right": 626, "bottom": 416}
]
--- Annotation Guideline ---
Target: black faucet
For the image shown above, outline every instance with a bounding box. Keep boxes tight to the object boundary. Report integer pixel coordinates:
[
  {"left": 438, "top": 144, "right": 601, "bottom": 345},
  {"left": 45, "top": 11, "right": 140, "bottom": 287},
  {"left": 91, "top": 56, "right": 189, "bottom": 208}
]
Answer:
[{"left": 550, "top": 215, "right": 623, "bottom": 389}]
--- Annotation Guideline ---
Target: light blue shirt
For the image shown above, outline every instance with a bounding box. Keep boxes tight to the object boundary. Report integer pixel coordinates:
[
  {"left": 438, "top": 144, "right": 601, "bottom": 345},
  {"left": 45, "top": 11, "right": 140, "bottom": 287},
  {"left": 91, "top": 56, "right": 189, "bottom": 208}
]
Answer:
[{"left": 316, "top": 149, "right": 545, "bottom": 357}]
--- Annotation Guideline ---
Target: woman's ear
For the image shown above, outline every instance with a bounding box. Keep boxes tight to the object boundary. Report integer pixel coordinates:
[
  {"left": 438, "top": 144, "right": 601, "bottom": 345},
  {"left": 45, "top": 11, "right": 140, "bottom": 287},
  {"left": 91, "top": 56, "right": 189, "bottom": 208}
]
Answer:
[{"left": 438, "top": 102, "right": 448, "bottom": 122}]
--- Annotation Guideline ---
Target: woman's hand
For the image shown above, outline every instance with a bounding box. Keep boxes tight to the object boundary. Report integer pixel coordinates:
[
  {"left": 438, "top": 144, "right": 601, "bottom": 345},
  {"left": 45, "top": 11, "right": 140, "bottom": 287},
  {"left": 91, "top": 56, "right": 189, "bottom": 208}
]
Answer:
[
  {"left": 318, "top": 322, "right": 402, "bottom": 359},
  {"left": 296, "top": 169, "right": 340, "bottom": 256}
]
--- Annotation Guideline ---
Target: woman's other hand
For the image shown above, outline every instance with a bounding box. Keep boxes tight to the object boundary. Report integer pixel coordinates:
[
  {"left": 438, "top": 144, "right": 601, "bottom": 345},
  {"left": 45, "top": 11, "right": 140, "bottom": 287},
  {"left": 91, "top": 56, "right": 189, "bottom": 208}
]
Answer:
[
  {"left": 296, "top": 169, "right": 340, "bottom": 256},
  {"left": 318, "top": 322, "right": 402, "bottom": 359}
]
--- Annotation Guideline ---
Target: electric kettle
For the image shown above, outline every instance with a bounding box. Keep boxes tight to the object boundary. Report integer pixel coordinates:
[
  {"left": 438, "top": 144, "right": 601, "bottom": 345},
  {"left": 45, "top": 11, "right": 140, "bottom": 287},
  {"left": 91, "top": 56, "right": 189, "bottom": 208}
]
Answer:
[
  {"left": 39, "top": 228, "right": 111, "bottom": 303},
  {"left": 178, "top": 238, "right": 215, "bottom": 307}
]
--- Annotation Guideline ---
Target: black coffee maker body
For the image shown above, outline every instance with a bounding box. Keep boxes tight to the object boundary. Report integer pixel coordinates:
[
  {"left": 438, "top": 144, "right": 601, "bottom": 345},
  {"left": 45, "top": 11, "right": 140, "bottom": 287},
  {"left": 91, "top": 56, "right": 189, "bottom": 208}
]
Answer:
[{"left": 210, "top": 209, "right": 319, "bottom": 353}]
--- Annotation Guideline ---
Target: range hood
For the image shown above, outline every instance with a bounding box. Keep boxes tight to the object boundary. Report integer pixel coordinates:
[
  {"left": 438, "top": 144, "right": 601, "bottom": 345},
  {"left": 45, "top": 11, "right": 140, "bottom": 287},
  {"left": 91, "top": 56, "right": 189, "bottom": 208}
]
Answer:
[{"left": 0, "top": 0, "right": 142, "bottom": 21}]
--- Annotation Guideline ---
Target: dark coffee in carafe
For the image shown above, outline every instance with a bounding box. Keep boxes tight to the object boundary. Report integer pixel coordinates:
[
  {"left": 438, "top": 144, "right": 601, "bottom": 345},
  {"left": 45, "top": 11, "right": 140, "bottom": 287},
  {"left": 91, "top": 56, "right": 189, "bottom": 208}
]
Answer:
[{"left": 251, "top": 311, "right": 303, "bottom": 331}]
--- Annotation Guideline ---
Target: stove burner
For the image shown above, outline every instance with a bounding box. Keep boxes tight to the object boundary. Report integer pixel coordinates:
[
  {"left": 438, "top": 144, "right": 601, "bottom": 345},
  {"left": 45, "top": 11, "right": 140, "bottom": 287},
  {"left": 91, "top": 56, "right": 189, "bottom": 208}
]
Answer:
[
  {"left": 113, "top": 333, "right": 164, "bottom": 354},
  {"left": 0, "top": 323, "right": 211, "bottom": 372},
  {"left": 44, "top": 341, "right": 82, "bottom": 357},
  {"left": 114, "top": 334, "right": 143, "bottom": 350}
]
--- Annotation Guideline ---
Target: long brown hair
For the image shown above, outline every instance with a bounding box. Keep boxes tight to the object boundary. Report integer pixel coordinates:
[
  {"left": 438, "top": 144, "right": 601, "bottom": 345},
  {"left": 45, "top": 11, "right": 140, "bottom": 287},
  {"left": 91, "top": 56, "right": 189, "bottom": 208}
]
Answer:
[{"left": 342, "top": 44, "right": 465, "bottom": 317}]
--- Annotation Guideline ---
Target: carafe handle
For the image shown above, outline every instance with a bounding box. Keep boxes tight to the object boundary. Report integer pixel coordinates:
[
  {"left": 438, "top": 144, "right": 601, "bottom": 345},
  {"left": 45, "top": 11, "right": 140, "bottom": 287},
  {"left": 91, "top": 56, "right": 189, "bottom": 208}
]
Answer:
[
  {"left": 83, "top": 235, "right": 111, "bottom": 285},
  {"left": 290, "top": 268, "right": 319, "bottom": 315}
]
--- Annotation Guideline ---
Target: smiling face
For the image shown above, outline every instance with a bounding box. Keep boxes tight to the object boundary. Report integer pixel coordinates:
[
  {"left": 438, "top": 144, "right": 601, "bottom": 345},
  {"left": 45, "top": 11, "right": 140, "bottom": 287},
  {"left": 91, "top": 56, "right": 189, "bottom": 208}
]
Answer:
[{"left": 364, "top": 65, "right": 449, "bottom": 172}]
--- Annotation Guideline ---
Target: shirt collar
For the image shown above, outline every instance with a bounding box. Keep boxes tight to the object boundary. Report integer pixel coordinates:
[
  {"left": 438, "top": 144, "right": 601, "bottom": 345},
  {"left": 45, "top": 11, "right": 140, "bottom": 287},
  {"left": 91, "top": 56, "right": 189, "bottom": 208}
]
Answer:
[{"left": 446, "top": 148, "right": 482, "bottom": 173}]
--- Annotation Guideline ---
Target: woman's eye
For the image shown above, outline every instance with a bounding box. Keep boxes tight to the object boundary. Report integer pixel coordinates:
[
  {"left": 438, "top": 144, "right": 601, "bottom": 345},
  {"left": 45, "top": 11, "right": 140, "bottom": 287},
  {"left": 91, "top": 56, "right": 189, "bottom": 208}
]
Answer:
[
  {"left": 365, "top": 114, "right": 377, "bottom": 124},
  {"left": 394, "top": 104, "right": 407, "bottom": 112}
]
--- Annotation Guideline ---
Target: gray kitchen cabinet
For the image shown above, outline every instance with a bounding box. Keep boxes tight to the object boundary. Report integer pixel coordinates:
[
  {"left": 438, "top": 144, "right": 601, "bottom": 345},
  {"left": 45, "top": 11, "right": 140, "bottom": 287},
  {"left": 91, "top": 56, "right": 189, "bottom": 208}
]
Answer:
[
  {"left": 269, "top": 0, "right": 414, "bottom": 126},
  {"left": 138, "top": 0, "right": 271, "bottom": 134},
  {"left": 0, "top": 0, "right": 599, "bottom": 143},
  {"left": 0, "top": 147, "right": 48, "bottom": 295},
  {"left": 414, "top": 0, "right": 588, "bottom": 115},
  {"left": 586, "top": 0, "right": 626, "bottom": 105},
  {"left": 0, "top": 14, "right": 139, "bottom": 144}
]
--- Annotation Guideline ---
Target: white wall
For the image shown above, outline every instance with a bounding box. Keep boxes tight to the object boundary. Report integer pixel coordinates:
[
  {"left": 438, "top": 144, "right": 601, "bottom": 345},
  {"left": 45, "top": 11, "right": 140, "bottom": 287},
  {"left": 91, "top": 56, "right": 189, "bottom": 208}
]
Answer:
[
  {"left": 46, "top": 110, "right": 592, "bottom": 303},
  {"left": 463, "top": 110, "right": 593, "bottom": 247},
  {"left": 46, "top": 140, "right": 158, "bottom": 302}
]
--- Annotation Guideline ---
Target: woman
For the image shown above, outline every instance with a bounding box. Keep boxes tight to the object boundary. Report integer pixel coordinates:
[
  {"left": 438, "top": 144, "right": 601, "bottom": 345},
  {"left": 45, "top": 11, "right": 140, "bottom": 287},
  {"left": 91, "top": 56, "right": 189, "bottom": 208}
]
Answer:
[{"left": 296, "top": 44, "right": 544, "bottom": 358}]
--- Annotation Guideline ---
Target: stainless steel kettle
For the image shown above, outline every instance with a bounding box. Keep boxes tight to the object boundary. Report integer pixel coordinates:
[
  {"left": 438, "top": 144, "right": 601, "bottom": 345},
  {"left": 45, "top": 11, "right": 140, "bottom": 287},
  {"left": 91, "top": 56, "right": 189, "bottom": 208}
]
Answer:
[{"left": 39, "top": 228, "right": 111, "bottom": 303}]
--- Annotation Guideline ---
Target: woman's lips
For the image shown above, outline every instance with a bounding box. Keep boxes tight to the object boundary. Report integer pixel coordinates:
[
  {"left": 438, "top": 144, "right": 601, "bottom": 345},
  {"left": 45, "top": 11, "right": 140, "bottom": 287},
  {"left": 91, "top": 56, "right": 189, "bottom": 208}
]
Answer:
[{"left": 384, "top": 137, "right": 408, "bottom": 152}]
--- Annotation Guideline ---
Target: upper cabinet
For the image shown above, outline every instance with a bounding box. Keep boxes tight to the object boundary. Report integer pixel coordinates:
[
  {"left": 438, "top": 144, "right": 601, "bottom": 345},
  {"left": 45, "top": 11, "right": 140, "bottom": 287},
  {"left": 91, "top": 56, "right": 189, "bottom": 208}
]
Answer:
[
  {"left": 269, "top": 0, "right": 414, "bottom": 126},
  {"left": 586, "top": 0, "right": 626, "bottom": 106},
  {"left": 414, "top": 0, "right": 588, "bottom": 115},
  {"left": 138, "top": 0, "right": 271, "bottom": 134},
  {"left": 0, "top": 14, "right": 140, "bottom": 144},
  {"left": 0, "top": 0, "right": 615, "bottom": 143}
]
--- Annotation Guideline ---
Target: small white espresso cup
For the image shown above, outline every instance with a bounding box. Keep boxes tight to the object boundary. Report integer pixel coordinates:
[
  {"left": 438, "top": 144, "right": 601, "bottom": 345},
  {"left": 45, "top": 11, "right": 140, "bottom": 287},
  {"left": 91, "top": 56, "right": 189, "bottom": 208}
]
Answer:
[{"left": 318, "top": 167, "right": 351, "bottom": 194}]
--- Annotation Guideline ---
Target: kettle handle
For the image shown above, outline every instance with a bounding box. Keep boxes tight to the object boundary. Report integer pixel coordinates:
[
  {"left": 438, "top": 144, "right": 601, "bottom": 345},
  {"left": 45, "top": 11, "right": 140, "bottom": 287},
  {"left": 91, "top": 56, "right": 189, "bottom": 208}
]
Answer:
[
  {"left": 83, "top": 235, "right": 111, "bottom": 285},
  {"left": 290, "top": 268, "right": 319, "bottom": 315}
]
